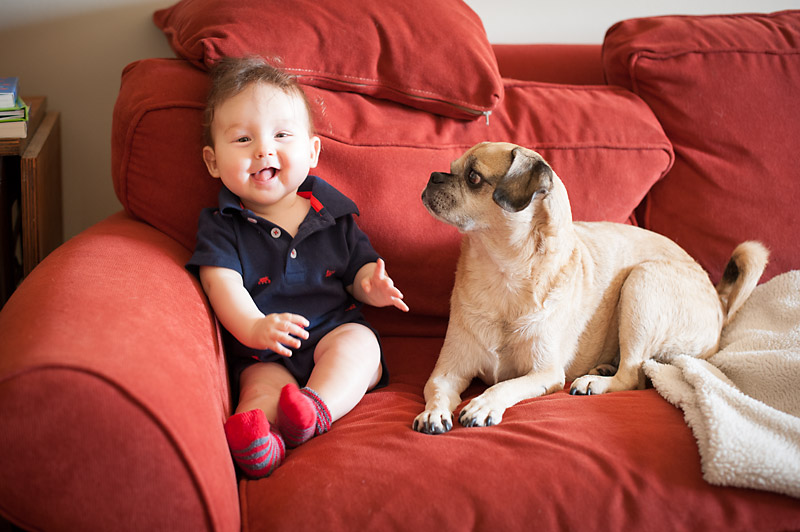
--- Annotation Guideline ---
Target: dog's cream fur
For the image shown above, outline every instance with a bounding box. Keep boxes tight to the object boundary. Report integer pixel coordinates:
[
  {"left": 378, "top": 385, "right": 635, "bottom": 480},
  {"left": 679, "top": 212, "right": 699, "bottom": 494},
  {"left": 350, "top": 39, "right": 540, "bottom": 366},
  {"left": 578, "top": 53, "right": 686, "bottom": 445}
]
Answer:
[{"left": 413, "top": 142, "right": 768, "bottom": 434}]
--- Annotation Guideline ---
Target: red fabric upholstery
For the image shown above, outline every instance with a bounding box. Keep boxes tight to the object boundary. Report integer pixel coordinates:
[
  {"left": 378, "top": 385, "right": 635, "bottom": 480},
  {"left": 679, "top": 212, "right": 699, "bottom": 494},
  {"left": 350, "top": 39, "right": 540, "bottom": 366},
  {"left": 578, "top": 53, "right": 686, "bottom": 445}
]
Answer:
[
  {"left": 153, "top": 0, "right": 503, "bottom": 120},
  {"left": 603, "top": 10, "right": 800, "bottom": 283},
  {"left": 494, "top": 44, "right": 605, "bottom": 84}
]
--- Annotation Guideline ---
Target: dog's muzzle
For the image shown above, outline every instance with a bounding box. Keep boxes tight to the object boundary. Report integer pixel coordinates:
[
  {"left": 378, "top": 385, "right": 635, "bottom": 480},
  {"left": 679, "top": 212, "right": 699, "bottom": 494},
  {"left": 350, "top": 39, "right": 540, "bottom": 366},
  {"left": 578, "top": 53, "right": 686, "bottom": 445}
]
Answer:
[
  {"left": 422, "top": 172, "right": 450, "bottom": 203},
  {"left": 428, "top": 171, "right": 450, "bottom": 185},
  {"left": 421, "top": 171, "right": 457, "bottom": 218}
]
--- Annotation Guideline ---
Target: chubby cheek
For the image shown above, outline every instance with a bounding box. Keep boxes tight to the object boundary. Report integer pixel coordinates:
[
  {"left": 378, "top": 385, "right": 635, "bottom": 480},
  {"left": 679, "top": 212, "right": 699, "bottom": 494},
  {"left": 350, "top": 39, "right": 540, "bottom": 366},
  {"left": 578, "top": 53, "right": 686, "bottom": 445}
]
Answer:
[{"left": 220, "top": 155, "right": 251, "bottom": 176}]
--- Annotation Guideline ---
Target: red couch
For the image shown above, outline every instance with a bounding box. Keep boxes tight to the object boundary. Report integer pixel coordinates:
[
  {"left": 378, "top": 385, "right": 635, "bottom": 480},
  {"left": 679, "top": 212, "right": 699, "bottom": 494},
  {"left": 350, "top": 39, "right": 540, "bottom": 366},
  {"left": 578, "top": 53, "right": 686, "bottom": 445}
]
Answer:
[{"left": 1, "top": 2, "right": 799, "bottom": 530}]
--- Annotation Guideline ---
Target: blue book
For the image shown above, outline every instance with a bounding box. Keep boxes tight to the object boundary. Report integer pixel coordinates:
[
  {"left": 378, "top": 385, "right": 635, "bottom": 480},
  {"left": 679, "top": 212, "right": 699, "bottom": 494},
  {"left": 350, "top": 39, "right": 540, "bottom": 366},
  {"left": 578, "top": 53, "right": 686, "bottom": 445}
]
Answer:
[{"left": 0, "top": 77, "right": 20, "bottom": 109}]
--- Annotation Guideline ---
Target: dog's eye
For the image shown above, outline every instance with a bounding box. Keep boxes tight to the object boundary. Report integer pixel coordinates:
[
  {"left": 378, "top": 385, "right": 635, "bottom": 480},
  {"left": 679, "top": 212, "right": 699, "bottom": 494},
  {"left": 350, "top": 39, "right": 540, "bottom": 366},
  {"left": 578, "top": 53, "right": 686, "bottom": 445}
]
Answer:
[{"left": 467, "top": 171, "right": 483, "bottom": 187}]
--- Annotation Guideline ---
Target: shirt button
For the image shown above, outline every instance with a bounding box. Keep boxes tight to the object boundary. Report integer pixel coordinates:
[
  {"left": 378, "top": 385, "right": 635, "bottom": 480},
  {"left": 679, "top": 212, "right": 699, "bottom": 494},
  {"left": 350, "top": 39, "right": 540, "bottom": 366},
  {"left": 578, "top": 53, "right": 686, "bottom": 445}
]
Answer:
[
  {"left": 290, "top": 249, "right": 297, "bottom": 259},
  {"left": 271, "top": 228, "right": 281, "bottom": 238}
]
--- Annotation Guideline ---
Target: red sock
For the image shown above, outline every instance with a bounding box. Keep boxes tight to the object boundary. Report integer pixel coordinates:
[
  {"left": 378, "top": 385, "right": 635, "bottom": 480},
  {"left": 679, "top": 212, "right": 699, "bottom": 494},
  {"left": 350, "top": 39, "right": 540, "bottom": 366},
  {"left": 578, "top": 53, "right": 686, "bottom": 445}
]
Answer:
[
  {"left": 224, "top": 409, "right": 285, "bottom": 478},
  {"left": 301, "top": 387, "right": 332, "bottom": 435},
  {"left": 277, "top": 384, "right": 332, "bottom": 448}
]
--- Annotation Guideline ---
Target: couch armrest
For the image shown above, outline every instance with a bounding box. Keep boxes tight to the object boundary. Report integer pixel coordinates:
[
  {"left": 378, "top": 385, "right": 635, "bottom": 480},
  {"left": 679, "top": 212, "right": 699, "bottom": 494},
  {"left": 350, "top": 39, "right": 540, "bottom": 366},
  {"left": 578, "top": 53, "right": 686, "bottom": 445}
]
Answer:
[{"left": 0, "top": 213, "right": 240, "bottom": 531}]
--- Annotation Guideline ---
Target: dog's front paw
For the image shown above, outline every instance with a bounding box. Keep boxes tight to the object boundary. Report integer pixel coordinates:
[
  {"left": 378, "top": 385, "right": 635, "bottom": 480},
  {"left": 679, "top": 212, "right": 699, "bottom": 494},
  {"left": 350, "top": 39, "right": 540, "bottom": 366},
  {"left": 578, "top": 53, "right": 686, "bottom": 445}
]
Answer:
[
  {"left": 458, "top": 395, "right": 504, "bottom": 428},
  {"left": 413, "top": 408, "right": 454, "bottom": 435}
]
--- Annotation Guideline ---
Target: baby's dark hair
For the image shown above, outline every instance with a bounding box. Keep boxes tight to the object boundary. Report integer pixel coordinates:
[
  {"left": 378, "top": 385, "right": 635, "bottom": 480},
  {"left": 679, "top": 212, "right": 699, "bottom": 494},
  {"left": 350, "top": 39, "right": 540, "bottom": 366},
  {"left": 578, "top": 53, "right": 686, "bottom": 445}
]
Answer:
[{"left": 203, "top": 56, "right": 315, "bottom": 146}]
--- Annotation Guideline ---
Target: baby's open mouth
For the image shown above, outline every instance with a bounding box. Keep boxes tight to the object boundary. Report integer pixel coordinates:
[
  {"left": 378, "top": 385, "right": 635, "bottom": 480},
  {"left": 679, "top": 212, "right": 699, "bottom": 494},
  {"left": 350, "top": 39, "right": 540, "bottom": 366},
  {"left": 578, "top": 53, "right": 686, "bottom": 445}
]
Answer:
[{"left": 252, "top": 167, "right": 277, "bottom": 181}]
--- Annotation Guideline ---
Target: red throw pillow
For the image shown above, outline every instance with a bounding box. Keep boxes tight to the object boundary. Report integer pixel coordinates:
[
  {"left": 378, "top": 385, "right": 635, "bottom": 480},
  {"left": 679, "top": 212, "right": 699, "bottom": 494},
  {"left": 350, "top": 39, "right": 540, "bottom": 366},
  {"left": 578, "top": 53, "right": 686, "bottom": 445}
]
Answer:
[
  {"left": 153, "top": 0, "right": 503, "bottom": 120},
  {"left": 112, "top": 58, "right": 672, "bottom": 333},
  {"left": 603, "top": 10, "right": 800, "bottom": 283}
]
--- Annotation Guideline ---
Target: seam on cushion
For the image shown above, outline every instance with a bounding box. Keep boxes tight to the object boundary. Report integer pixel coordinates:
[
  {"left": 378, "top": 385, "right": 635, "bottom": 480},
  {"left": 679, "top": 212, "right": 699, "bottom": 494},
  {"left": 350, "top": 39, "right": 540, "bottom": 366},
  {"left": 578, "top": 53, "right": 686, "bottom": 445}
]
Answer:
[
  {"left": 317, "top": 133, "right": 673, "bottom": 152},
  {"left": 287, "top": 67, "right": 498, "bottom": 111},
  {"left": 503, "top": 79, "right": 634, "bottom": 92},
  {"left": 116, "top": 108, "right": 141, "bottom": 213},
  {"left": 629, "top": 49, "right": 800, "bottom": 93},
  {"left": 635, "top": 48, "right": 800, "bottom": 63},
  {"left": 0, "top": 364, "right": 223, "bottom": 531}
]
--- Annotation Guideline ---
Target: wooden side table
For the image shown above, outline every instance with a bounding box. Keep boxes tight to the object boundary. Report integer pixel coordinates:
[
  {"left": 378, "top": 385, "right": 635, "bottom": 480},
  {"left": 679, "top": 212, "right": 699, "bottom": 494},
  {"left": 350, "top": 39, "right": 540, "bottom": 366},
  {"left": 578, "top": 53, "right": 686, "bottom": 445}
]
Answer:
[{"left": 0, "top": 96, "right": 63, "bottom": 306}]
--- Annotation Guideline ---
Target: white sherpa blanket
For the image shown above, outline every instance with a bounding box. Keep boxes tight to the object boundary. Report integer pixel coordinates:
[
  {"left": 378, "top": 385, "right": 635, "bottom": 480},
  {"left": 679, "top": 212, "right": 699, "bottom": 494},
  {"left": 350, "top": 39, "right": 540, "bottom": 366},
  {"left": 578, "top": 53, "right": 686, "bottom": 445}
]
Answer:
[{"left": 643, "top": 270, "right": 800, "bottom": 498}]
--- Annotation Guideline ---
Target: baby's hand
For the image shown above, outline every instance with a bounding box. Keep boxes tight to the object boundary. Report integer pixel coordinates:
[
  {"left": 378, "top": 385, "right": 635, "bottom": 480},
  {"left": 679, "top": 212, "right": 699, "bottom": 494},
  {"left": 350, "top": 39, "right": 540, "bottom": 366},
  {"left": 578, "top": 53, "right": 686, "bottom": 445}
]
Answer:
[
  {"left": 250, "top": 313, "right": 310, "bottom": 357},
  {"left": 360, "top": 259, "right": 410, "bottom": 312}
]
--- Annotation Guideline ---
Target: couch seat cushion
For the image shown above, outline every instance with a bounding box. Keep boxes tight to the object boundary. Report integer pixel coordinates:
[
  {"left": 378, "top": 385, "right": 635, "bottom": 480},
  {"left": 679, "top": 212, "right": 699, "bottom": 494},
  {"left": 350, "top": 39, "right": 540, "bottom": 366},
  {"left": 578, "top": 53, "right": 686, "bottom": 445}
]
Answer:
[{"left": 239, "top": 335, "right": 800, "bottom": 531}]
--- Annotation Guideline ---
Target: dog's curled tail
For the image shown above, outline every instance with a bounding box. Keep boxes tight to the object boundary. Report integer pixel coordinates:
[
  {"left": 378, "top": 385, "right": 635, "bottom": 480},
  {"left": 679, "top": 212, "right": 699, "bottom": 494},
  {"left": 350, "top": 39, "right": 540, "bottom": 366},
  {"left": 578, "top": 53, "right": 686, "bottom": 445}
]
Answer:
[{"left": 716, "top": 241, "right": 769, "bottom": 325}]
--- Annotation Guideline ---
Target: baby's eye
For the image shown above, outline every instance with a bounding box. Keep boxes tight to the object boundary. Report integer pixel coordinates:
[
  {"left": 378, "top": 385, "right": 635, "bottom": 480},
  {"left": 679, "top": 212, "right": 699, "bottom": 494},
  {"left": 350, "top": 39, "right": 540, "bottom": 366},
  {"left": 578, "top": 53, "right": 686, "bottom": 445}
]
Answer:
[
  {"left": 235, "top": 136, "right": 251, "bottom": 143},
  {"left": 275, "top": 132, "right": 292, "bottom": 139}
]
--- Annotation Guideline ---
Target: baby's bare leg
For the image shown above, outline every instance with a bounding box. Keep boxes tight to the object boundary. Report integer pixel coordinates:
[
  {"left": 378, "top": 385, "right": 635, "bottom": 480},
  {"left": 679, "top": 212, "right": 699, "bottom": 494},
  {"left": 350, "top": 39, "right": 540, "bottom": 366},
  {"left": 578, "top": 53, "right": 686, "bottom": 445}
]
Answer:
[
  {"left": 307, "top": 323, "right": 382, "bottom": 422},
  {"left": 237, "top": 361, "right": 297, "bottom": 422}
]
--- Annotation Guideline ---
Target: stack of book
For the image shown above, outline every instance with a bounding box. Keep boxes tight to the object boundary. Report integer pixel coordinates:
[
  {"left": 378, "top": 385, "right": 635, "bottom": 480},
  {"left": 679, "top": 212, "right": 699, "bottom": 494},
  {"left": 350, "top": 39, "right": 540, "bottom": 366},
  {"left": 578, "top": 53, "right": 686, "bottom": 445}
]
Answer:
[{"left": 0, "top": 77, "right": 29, "bottom": 139}]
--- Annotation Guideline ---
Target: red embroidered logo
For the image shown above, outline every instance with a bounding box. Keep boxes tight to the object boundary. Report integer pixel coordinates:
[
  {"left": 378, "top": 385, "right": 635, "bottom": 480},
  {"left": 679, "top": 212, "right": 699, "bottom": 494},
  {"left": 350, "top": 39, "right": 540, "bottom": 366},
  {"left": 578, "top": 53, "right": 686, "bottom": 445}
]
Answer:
[
  {"left": 326, "top": 269, "right": 336, "bottom": 278},
  {"left": 258, "top": 276, "right": 271, "bottom": 285},
  {"left": 345, "top": 304, "right": 357, "bottom": 312}
]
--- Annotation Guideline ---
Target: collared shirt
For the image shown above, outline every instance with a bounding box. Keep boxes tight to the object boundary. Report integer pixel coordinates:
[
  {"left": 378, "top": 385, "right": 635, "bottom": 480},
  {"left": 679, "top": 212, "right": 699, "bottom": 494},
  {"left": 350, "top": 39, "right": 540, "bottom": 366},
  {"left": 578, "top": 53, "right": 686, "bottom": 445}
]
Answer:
[{"left": 187, "top": 175, "right": 380, "bottom": 361}]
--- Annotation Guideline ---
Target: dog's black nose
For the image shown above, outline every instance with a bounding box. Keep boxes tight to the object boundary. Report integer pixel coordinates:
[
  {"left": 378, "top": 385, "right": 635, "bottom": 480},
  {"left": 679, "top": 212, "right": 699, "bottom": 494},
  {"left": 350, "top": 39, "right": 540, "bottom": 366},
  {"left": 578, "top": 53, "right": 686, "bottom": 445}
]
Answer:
[{"left": 429, "top": 172, "right": 448, "bottom": 185}]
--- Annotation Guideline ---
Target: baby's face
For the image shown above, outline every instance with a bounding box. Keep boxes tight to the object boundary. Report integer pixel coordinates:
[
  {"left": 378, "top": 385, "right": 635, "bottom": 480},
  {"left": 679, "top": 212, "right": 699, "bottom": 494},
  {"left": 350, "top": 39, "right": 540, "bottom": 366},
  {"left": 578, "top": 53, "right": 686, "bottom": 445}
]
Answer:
[{"left": 203, "top": 82, "right": 321, "bottom": 218}]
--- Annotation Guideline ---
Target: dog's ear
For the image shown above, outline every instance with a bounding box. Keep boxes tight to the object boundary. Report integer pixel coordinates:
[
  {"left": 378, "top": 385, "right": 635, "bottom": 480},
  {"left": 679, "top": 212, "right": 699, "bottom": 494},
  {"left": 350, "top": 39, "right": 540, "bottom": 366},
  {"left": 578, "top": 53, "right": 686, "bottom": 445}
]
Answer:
[{"left": 492, "top": 148, "right": 554, "bottom": 212}]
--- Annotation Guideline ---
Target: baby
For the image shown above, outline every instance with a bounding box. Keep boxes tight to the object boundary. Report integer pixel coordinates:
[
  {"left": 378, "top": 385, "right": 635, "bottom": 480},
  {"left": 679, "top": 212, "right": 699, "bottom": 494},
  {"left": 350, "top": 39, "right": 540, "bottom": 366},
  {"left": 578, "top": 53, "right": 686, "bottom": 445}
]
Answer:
[{"left": 188, "top": 56, "right": 408, "bottom": 478}]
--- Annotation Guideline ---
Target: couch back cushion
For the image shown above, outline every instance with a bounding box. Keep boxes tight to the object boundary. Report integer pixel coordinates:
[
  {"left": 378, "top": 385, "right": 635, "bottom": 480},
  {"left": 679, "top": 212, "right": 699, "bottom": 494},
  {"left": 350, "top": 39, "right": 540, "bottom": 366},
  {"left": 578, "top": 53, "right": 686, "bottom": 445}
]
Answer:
[
  {"left": 112, "top": 58, "right": 672, "bottom": 335},
  {"left": 604, "top": 10, "right": 800, "bottom": 283},
  {"left": 153, "top": 0, "right": 502, "bottom": 121}
]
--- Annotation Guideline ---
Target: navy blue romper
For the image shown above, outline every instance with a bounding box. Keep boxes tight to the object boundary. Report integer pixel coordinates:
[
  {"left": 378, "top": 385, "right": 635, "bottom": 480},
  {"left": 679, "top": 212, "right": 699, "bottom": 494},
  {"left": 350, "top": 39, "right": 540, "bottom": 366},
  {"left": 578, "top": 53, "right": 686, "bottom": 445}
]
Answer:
[{"left": 187, "top": 175, "right": 387, "bottom": 392}]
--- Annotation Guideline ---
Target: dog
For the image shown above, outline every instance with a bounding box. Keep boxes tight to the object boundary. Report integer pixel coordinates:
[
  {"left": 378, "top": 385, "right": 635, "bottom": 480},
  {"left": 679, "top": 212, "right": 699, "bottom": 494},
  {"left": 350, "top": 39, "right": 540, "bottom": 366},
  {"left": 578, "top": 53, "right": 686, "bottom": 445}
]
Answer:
[{"left": 412, "top": 142, "right": 768, "bottom": 434}]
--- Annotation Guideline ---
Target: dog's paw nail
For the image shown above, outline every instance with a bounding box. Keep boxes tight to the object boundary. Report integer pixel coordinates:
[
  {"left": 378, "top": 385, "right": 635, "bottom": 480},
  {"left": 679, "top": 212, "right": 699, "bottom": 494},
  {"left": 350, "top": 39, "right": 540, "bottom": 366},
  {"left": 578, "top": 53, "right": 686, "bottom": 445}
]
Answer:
[
  {"left": 569, "top": 388, "right": 578, "bottom": 396},
  {"left": 586, "top": 388, "right": 593, "bottom": 395},
  {"left": 412, "top": 419, "right": 419, "bottom": 431},
  {"left": 486, "top": 416, "right": 495, "bottom": 426},
  {"left": 444, "top": 418, "right": 453, "bottom": 432}
]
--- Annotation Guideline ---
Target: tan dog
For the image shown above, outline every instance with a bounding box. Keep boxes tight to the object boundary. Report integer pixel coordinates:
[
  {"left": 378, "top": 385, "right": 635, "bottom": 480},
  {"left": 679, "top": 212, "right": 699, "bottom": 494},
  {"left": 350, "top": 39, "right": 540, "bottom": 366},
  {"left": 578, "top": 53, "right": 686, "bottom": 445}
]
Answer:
[{"left": 413, "top": 142, "right": 768, "bottom": 434}]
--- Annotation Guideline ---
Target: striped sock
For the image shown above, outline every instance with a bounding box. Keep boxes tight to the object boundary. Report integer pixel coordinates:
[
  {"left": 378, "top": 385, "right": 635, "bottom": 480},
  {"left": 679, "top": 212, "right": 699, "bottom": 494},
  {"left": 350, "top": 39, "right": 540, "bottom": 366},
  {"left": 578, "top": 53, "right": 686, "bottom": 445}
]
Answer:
[
  {"left": 224, "top": 409, "right": 285, "bottom": 478},
  {"left": 277, "top": 384, "right": 332, "bottom": 448},
  {"left": 301, "top": 387, "right": 332, "bottom": 435}
]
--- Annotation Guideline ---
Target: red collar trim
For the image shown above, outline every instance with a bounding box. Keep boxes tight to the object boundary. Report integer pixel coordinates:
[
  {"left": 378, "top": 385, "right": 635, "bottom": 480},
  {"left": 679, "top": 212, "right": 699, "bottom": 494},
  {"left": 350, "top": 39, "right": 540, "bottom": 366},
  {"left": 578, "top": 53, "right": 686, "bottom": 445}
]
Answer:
[{"left": 297, "top": 191, "right": 323, "bottom": 213}]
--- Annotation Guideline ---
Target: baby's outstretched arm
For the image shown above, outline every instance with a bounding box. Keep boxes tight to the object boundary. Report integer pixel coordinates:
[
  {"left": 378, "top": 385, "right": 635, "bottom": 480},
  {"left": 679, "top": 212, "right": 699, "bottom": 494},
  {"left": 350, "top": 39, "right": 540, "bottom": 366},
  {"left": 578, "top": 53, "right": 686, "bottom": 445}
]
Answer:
[
  {"left": 199, "top": 266, "right": 309, "bottom": 356},
  {"left": 350, "top": 259, "right": 409, "bottom": 312}
]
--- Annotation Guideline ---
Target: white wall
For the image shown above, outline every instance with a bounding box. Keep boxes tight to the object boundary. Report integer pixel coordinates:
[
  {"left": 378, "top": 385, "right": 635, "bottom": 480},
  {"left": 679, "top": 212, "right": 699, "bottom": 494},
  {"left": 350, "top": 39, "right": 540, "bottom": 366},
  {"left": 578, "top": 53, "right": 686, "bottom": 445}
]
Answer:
[
  {"left": 0, "top": 0, "right": 796, "bottom": 241},
  {"left": 468, "top": 1, "right": 798, "bottom": 43}
]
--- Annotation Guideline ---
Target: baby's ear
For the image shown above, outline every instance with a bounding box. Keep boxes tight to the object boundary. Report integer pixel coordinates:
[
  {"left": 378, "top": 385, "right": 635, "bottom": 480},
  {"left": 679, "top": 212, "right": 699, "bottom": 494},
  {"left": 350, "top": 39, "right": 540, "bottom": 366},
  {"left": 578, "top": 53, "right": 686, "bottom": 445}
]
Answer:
[
  {"left": 309, "top": 136, "right": 321, "bottom": 169},
  {"left": 202, "top": 146, "right": 221, "bottom": 178}
]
